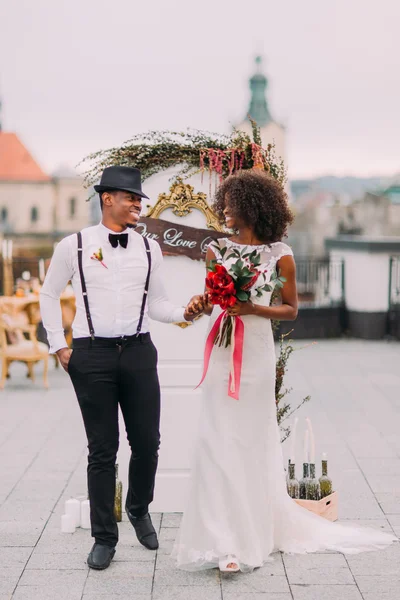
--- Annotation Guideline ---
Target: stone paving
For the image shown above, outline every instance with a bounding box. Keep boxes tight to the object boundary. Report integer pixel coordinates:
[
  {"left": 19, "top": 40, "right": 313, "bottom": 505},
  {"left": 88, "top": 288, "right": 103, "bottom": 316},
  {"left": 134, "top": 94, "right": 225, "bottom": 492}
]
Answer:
[{"left": 0, "top": 339, "right": 400, "bottom": 600}]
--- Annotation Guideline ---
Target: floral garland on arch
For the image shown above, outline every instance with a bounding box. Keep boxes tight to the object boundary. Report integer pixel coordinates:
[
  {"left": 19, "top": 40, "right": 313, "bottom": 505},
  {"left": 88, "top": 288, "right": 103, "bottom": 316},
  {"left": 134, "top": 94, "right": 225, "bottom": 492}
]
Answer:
[{"left": 80, "top": 119, "right": 287, "bottom": 193}]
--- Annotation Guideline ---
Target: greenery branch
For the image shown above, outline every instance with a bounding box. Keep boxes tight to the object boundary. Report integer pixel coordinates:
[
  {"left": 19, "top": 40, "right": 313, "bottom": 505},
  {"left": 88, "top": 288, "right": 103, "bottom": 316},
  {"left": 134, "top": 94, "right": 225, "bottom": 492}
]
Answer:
[
  {"left": 79, "top": 120, "right": 287, "bottom": 196},
  {"left": 275, "top": 331, "right": 313, "bottom": 443}
]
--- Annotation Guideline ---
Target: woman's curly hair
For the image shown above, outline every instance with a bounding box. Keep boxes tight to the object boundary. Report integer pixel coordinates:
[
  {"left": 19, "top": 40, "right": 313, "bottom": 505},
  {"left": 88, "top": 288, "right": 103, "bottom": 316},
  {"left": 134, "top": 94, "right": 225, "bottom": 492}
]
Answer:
[{"left": 212, "top": 169, "right": 294, "bottom": 243}]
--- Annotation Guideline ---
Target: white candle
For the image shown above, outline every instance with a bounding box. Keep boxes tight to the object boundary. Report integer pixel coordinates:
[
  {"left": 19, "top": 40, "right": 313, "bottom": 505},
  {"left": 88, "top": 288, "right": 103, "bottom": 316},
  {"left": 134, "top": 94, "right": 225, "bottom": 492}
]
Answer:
[
  {"left": 65, "top": 498, "right": 81, "bottom": 528},
  {"left": 80, "top": 499, "right": 91, "bottom": 529},
  {"left": 304, "top": 429, "right": 309, "bottom": 463},
  {"left": 38, "top": 259, "right": 45, "bottom": 283},
  {"left": 61, "top": 513, "right": 75, "bottom": 533},
  {"left": 2, "top": 240, "right": 6, "bottom": 259},
  {"left": 306, "top": 417, "right": 316, "bottom": 463},
  {"left": 322, "top": 452, "right": 327, "bottom": 460},
  {"left": 7, "top": 240, "right": 12, "bottom": 259},
  {"left": 290, "top": 417, "right": 298, "bottom": 463}
]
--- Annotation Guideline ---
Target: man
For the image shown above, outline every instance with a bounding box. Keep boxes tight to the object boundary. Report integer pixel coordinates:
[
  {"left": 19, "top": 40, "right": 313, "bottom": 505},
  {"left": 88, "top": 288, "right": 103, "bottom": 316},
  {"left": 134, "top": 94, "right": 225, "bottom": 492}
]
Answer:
[{"left": 40, "top": 166, "right": 200, "bottom": 570}]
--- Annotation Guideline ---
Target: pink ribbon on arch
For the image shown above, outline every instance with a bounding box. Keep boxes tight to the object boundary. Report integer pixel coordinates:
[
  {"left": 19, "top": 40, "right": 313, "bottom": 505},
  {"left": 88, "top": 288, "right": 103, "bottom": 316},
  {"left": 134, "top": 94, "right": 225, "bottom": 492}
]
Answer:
[{"left": 196, "top": 311, "right": 245, "bottom": 400}]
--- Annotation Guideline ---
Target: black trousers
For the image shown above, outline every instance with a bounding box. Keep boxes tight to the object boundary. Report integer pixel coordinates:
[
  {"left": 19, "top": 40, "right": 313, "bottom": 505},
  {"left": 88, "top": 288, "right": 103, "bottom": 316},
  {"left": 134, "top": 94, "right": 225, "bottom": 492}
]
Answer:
[{"left": 68, "top": 333, "right": 160, "bottom": 547}]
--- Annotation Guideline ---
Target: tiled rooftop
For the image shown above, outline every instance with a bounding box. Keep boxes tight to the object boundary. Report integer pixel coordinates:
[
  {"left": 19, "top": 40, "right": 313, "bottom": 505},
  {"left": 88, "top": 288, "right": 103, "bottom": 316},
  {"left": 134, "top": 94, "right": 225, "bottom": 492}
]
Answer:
[{"left": 0, "top": 132, "right": 50, "bottom": 182}]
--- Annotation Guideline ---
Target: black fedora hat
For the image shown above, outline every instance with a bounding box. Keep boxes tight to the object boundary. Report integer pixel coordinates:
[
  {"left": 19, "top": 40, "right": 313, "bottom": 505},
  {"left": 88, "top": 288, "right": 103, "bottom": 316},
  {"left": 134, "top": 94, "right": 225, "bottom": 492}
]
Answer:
[{"left": 94, "top": 166, "right": 149, "bottom": 199}]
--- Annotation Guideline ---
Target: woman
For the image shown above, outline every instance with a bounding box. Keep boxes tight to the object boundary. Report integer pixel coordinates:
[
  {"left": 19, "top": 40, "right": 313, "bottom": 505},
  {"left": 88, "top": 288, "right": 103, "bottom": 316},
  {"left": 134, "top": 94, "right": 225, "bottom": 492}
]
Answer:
[{"left": 172, "top": 169, "right": 396, "bottom": 573}]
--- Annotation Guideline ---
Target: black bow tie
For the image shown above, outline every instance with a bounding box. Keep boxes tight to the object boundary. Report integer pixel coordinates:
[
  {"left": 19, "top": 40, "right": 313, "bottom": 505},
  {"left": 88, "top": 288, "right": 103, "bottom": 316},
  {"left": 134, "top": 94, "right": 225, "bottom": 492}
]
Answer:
[{"left": 109, "top": 233, "right": 128, "bottom": 249}]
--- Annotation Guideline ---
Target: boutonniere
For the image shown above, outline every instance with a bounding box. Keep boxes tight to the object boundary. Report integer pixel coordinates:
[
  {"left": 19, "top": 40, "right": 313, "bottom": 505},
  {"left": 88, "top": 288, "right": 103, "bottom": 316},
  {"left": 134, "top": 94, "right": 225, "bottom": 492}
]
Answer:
[{"left": 91, "top": 248, "right": 108, "bottom": 269}]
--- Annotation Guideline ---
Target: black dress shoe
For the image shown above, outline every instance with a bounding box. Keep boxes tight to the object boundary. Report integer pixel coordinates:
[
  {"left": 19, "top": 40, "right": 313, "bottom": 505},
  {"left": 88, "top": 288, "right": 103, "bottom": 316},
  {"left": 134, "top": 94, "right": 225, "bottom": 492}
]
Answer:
[
  {"left": 126, "top": 510, "right": 159, "bottom": 550},
  {"left": 87, "top": 543, "right": 115, "bottom": 570}
]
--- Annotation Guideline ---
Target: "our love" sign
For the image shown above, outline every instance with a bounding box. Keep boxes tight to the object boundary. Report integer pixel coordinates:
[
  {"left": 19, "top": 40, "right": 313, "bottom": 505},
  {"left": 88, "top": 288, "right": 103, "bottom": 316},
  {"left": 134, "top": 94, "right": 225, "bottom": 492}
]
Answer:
[{"left": 135, "top": 217, "right": 226, "bottom": 261}]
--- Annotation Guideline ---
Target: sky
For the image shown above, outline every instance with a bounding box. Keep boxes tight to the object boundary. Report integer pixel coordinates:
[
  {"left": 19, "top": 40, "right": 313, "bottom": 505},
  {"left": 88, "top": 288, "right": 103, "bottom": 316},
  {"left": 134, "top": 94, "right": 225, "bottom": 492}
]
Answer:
[{"left": 0, "top": 0, "right": 399, "bottom": 179}]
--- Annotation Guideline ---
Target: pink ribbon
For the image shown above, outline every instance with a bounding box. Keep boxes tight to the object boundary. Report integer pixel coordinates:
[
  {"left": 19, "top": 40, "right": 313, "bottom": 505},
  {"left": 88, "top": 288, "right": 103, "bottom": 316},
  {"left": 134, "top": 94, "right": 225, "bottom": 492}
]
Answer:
[{"left": 196, "top": 311, "right": 244, "bottom": 400}]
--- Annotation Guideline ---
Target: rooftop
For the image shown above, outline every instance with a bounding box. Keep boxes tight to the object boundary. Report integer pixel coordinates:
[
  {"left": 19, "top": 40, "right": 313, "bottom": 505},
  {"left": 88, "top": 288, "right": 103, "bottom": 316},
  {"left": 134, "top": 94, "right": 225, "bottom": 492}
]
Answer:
[
  {"left": 0, "top": 132, "right": 50, "bottom": 182},
  {"left": 0, "top": 339, "right": 399, "bottom": 598}
]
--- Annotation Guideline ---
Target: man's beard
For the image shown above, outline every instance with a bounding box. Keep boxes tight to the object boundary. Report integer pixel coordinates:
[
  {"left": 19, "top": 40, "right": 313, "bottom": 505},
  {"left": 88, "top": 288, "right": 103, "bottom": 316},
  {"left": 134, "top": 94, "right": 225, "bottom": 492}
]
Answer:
[{"left": 126, "top": 223, "right": 136, "bottom": 229}]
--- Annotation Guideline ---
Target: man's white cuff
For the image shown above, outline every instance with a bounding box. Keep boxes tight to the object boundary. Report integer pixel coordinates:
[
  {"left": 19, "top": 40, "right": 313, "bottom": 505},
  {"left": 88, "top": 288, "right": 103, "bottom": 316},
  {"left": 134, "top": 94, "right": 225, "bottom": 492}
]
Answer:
[{"left": 49, "top": 334, "right": 69, "bottom": 355}]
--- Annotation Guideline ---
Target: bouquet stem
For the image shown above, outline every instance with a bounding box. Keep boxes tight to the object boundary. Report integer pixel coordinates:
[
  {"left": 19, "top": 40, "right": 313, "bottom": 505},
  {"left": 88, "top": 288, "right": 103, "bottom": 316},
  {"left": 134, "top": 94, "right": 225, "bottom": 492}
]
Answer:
[{"left": 214, "top": 314, "right": 234, "bottom": 347}]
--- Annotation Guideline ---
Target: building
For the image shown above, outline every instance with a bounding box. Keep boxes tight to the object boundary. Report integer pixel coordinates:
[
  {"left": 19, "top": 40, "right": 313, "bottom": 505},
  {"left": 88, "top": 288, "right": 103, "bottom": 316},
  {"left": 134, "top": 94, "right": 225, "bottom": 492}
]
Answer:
[
  {"left": 236, "top": 56, "right": 286, "bottom": 163},
  {"left": 347, "top": 176, "right": 400, "bottom": 237},
  {"left": 287, "top": 176, "right": 400, "bottom": 257},
  {"left": 0, "top": 130, "right": 90, "bottom": 253}
]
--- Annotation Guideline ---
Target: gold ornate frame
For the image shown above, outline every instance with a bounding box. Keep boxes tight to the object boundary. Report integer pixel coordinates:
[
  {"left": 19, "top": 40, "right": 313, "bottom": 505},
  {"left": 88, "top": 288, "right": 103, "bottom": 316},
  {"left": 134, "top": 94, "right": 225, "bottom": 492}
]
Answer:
[
  {"left": 146, "top": 178, "right": 224, "bottom": 232},
  {"left": 146, "top": 178, "right": 224, "bottom": 328}
]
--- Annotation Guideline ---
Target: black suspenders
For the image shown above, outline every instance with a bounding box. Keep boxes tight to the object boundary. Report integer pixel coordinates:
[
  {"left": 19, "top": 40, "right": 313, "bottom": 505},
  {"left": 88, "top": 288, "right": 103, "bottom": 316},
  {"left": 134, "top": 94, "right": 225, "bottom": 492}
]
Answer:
[
  {"left": 76, "top": 232, "right": 151, "bottom": 340},
  {"left": 77, "top": 232, "right": 95, "bottom": 340},
  {"left": 136, "top": 236, "right": 151, "bottom": 336}
]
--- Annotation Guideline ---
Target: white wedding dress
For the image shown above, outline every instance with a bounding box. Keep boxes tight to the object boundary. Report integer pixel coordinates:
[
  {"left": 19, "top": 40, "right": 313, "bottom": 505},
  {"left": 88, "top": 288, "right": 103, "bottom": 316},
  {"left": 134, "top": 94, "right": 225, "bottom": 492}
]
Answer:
[{"left": 172, "top": 239, "right": 397, "bottom": 572}]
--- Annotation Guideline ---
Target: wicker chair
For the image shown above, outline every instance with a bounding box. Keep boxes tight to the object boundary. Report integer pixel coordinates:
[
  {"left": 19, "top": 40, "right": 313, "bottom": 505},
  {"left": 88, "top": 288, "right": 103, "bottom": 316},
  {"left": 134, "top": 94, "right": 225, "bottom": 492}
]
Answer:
[{"left": 0, "top": 314, "right": 49, "bottom": 389}]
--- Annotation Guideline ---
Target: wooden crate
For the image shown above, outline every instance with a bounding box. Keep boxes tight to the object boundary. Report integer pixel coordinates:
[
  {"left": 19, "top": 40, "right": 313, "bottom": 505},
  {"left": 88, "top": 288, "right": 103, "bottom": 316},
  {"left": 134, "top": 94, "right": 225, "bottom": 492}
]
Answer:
[{"left": 294, "top": 491, "right": 338, "bottom": 522}]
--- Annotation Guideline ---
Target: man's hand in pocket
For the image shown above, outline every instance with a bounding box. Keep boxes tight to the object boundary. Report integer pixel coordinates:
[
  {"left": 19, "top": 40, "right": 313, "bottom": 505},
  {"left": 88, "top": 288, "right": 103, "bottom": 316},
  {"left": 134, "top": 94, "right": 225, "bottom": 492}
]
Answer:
[{"left": 56, "top": 348, "right": 72, "bottom": 372}]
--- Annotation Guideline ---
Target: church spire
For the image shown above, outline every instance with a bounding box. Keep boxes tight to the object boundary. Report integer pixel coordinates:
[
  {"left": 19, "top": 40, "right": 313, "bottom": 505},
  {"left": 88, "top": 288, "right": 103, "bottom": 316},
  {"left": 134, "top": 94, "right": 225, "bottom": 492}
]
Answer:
[{"left": 246, "top": 56, "right": 272, "bottom": 127}]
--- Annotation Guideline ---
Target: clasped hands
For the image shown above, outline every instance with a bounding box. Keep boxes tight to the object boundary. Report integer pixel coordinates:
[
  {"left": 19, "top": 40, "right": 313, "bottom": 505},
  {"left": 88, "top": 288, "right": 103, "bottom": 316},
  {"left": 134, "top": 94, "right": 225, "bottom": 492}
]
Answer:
[
  {"left": 183, "top": 293, "right": 211, "bottom": 321},
  {"left": 184, "top": 293, "right": 256, "bottom": 321}
]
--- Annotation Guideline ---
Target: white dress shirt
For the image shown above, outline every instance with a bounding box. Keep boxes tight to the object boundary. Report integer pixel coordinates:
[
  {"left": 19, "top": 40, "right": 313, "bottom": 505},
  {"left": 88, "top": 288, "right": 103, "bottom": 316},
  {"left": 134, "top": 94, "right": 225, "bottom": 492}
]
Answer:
[{"left": 40, "top": 223, "right": 186, "bottom": 353}]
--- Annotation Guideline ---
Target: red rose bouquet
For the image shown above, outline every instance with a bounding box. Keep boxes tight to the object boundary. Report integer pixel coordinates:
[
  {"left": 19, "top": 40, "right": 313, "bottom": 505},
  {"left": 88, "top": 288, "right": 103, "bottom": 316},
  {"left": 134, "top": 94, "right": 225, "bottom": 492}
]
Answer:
[{"left": 205, "top": 245, "right": 284, "bottom": 347}]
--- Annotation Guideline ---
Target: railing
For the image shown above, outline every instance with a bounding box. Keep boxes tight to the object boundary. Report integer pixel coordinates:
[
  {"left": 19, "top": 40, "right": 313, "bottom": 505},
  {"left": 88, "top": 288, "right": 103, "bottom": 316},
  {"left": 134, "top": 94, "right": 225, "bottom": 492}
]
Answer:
[
  {"left": 389, "top": 256, "right": 400, "bottom": 308},
  {"left": 295, "top": 258, "right": 344, "bottom": 308},
  {"left": 1, "top": 255, "right": 346, "bottom": 306},
  {"left": 388, "top": 256, "right": 400, "bottom": 339}
]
